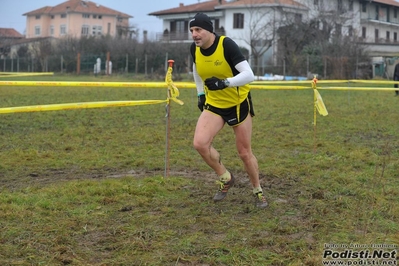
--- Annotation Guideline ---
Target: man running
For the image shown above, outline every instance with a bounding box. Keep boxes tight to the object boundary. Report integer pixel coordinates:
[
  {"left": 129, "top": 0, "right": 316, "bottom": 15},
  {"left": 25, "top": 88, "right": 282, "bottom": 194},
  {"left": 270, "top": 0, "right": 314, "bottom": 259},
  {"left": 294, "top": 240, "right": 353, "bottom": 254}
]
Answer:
[{"left": 189, "top": 13, "right": 268, "bottom": 208}]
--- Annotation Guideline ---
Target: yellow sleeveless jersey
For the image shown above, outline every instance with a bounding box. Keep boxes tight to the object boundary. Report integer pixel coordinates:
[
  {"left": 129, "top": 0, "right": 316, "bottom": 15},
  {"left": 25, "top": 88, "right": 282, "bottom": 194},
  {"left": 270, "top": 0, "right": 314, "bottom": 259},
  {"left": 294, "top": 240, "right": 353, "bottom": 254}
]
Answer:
[{"left": 195, "top": 36, "right": 250, "bottom": 109}]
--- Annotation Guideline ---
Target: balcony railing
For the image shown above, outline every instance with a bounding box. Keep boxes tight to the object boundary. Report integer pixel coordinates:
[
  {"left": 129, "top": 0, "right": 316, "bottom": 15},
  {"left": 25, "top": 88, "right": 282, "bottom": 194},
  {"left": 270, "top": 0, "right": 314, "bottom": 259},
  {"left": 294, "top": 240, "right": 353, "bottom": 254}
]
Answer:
[
  {"left": 155, "top": 28, "right": 226, "bottom": 42},
  {"left": 155, "top": 31, "right": 191, "bottom": 42}
]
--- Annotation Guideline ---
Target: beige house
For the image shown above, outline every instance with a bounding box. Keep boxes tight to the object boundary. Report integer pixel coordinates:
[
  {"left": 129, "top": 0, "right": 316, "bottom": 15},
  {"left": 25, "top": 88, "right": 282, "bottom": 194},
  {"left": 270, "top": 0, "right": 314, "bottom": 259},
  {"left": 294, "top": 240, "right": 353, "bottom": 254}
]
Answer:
[{"left": 23, "top": 0, "right": 132, "bottom": 39}]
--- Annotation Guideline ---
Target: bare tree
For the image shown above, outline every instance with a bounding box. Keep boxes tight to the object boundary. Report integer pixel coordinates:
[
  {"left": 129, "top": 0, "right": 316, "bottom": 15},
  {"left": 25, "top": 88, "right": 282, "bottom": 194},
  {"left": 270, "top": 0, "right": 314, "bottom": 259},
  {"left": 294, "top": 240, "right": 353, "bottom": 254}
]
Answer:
[
  {"left": 244, "top": 4, "right": 276, "bottom": 76},
  {"left": 276, "top": 0, "right": 369, "bottom": 79},
  {"left": 53, "top": 37, "right": 80, "bottom": 72},
  {"left": 29, "top": 38, "right": 53, "bottom": 72},
  {"left": 0, "top": 36, "right": 15, "bottom": 58},
  {"left": 237, "top": 0, "right": 309, "bottom": 76},
  {"left": 116, "top": 22, "right": 138, "bottom": 39}
]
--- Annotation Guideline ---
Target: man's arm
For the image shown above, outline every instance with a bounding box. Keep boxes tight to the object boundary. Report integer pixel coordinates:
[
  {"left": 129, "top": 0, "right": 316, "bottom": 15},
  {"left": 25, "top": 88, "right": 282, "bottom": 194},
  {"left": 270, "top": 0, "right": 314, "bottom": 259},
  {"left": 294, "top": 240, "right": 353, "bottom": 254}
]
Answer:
[
  {"left": 225, "top": 61, "right": 254, "bottom": 87},
  {"left": 222, "top": 37, "right": 255, "bottom": 87},
  {"left": 193, "top": 63, "right": 205, "bottom": 95}
]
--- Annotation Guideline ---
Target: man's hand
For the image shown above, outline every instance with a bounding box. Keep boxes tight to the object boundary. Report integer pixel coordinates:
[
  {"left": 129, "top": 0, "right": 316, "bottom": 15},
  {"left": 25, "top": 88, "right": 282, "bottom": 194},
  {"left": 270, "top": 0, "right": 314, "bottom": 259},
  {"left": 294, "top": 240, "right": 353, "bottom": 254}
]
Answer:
[
  {"left": 205, "top": 77, "right": 228, "bottom": 90},
  {"left": 198, "top": 94, "right": 206, "bottom": 112}
]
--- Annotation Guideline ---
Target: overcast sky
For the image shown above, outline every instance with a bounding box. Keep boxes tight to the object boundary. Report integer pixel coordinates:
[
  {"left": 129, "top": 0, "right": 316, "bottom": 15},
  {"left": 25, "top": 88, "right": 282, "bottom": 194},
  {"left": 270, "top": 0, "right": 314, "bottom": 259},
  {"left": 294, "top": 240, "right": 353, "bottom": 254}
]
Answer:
[{"left": 0, "top": 0, "right": 198, "bottom": 39}]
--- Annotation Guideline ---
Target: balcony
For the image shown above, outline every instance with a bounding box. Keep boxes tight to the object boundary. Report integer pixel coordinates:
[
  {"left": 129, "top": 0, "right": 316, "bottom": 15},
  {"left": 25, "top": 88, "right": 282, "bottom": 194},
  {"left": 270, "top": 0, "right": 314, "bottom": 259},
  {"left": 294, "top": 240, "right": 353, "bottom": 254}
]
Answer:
[
  {"left": 155, "top": 31, "right": 191, "bottom": 42},
  {"left": 154, "top": 28, "right": 226, "bottom": 43}
]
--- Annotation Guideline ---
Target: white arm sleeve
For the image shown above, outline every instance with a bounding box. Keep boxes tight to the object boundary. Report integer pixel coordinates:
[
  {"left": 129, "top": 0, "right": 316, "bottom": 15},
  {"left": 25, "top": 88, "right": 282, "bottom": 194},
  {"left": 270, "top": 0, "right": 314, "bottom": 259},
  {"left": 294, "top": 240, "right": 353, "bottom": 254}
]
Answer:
[
  {"left": 192, "top": 63, "right": 205, "bottom": 95},
  {"left": 226, "top": 61, "right": 255, "bottom": 87}
]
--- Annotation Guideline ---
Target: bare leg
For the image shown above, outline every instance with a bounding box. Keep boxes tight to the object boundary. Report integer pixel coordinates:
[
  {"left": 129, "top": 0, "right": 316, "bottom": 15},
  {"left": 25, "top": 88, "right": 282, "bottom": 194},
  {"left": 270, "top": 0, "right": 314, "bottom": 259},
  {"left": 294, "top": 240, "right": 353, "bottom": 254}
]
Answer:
[
  {"left": 233, "top": 116, "right": 260, "bottom": 188},
  {"left": 193, "top": 111, "right": 226, "bottom": 176}
]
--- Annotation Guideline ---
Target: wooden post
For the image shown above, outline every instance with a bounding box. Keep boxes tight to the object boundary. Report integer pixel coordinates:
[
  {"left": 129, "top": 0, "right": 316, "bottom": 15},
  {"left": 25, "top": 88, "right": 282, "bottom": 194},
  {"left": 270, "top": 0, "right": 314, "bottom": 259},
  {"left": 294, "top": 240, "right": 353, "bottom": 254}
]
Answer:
[
  {"left": 145, "top": 54, "right": 147, "bottom": 76},
  {"left": 164, "top": 52, "right": 168, "bottom": 73},
  {"left": 77, "top": 53, "right": 81, "bottom": 75},
  {"left": 125, "top": 53, "right": 128, "bottom": 73}
]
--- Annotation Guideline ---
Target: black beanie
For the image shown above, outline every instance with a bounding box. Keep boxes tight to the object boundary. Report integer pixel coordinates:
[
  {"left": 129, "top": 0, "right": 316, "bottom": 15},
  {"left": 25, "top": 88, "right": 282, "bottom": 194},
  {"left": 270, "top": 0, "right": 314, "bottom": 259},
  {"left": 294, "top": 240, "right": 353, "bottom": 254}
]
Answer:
[{"left": 189, "top": 13, "right": 213, "bottom": 33}]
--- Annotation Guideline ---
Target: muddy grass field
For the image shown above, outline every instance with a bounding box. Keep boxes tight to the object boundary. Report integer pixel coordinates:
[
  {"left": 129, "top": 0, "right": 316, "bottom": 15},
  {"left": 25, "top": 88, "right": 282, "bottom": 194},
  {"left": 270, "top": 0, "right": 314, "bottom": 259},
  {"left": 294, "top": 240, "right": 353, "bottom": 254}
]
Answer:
[{"left": 0, "top": 75, "right": 398, "bottom": 265}]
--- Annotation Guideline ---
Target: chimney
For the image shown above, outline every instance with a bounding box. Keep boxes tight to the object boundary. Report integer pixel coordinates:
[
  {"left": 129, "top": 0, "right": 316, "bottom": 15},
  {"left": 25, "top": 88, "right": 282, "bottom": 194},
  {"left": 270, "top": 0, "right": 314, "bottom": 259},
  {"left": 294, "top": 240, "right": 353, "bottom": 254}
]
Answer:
[{"left": 180, "top": 3, "right": 184, "bottom": 7}]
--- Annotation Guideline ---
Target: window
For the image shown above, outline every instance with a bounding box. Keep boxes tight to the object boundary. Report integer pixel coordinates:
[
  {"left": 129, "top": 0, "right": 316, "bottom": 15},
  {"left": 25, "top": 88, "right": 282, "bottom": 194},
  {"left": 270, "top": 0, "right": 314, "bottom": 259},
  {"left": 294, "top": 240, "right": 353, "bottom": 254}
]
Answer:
[
  {"left": 376, "top": 6, "right": 379, "bottom": 20},
  {"left": 92, "top": 25, "right": 102, "bottom": 35},
  {"left": 176, "top": 21, "right": 185, "bottom": 33},
  {"left": 107, "top": 23, "right": 111, "bottom": 35},
  {"left": 348, "top": 26, "right": 353, "bottom": 37},
  {"left": 395, "top": 9, "right": 398, "bottom": 19},
  {"left": 35, "top": 15, "right": 41, "bottom": 19},
  {"left": 175, "top": 20, "right": 187, "bottom": 39},
  {"left": 81, "top": 25, "right": 90, "bottom": 36},
  {"left": 82, "top": 14, "right": 90, "bottom": 18},
  {"left": 386, "top": 31, "right": 390, "bottom": 41},
  {"left": 93, "top": 14, "right": 97, "bottom": 19},
  {"left": 375, "top": 28, "right": 379, "bottom": 42},
  {"left": 51, "top": 15, "right": 54, "bottom": 19},
  {"left": 98, "top": 15, "right": 102, "bottom": 19},
  {"left": 34, "top": 26, "right": 41, "bottom": 36},
  {"left": 394, "top": 32, "right": 398, "bottom": 42},
  {"left": 233, "top": 13, "right": 244, "bottom": 29},
  {"left": 349, "top": 0, "right": 354, "bottom": 11},
  {"left": 214, "top": 19, "right": 220, "bottom": 30},
  {"left": 50, "top": 25, "right": 54, "bottom": 36},
  {"left": 335, "top": 23, "right": 342, "bottom": 36},
  {"left": 338, "top": 0, "right": 343, "bottom": 12},
  {"left": 295, "top": 14, "right": 302, "bottom": 23},
  {"left": 362, "top": 27, "right": 366, "bottom": 38},
  {"left": 60, "top": 24, "right": 66, "bottom": 35},
  {"left": 61, "top": 14, "right": 66, "bottom": 18},
  {"left": 314, "top": 0, "right": 318, "bottom": 5},
  {"left": 362, "top": 3, "right": 367, "bottom": 13}
]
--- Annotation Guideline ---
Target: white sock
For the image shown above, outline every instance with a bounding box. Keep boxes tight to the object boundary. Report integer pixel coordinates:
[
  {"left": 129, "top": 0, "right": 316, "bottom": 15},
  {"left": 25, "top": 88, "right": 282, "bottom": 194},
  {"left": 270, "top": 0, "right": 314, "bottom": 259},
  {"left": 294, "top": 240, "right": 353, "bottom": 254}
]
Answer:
[
  {"left": 219, "top": 171, "right": 231, "bottom": 182},
  {"left": 253, "top": 187, "right": 263, "bottom": 195}
]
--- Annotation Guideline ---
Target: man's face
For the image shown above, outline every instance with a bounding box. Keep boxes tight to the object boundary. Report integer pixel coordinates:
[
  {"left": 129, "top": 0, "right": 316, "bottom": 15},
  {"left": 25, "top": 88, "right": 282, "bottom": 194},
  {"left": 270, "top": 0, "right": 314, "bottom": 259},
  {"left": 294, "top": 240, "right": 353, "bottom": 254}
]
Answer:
[{"left": 190, "top": 26, "right": 213, "bottom": 49}]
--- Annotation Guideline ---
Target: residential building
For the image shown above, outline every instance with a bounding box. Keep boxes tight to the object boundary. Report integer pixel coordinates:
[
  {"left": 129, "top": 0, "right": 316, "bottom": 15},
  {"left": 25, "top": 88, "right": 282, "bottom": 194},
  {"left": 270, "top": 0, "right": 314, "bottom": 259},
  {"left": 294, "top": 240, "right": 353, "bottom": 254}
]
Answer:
[
  {"left": 23, "top": 0, "right": 133, "bottom": 39},
  {"left": 149, "top": 0, "right": 399, "bottom": 75},
  {"left": 0, "top": 28, "right": 24, "bottom": 39},
  {"left": 0, "top": 28, "right": 25, "bottom": 57}
]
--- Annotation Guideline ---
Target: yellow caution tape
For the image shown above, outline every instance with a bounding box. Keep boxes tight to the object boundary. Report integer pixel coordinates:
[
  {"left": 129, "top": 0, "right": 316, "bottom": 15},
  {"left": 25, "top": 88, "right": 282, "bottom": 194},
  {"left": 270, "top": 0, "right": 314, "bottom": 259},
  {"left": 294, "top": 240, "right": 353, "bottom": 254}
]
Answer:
[
  {"left": 0, "top": 64, "right": 185, "bottom": 113},
  {"left": 0, "top": 100, "right": 167, "bottom": 114},
  {"left": 314, "top": 89, "right": 328, "bottom": 116},
  {"left": 312, "top": 77, "right": 328, "bottom": 116},
  {"left": 0, "top": 72, "right": 54, "bottom": 78},
  {"left": 0, "top": 81, "right": 168, "bottom": 88},
  {"left": 165, "top": 61, "right": 184, "bottom": 106}
]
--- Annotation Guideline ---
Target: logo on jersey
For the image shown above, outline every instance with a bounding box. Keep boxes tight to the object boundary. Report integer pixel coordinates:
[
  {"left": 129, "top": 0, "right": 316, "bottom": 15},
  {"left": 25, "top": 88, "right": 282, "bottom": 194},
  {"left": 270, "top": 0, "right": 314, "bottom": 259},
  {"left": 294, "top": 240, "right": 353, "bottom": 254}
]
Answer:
[{"left": 214, "top": 60, "right": 223, "bottom": 66}]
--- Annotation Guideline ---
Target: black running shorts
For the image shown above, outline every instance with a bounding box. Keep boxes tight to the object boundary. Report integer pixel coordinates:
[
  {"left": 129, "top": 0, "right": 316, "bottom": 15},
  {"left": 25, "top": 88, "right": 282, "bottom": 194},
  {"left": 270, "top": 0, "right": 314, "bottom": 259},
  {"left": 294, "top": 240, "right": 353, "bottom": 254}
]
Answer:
[{"left": 204, "top": 93, "right": 255, "bottom": 127}]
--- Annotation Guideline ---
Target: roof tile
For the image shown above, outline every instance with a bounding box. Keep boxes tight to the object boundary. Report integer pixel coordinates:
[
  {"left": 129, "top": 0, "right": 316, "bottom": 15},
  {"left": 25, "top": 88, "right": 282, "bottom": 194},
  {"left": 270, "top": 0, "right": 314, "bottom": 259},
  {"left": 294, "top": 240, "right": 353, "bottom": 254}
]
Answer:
[
  {"left": 23, "top": 0, "right": 132, "bottom": 18},
  {"left": 373, "top": 0, "right": 399, "bottom": 7},
  {"left": 148, "top": 0, "right": 306, "bottom": 16},
  {"left": 0, "top": 28, "right": 24, "bottom": 38},
  {"left": 148, "top": 0, "right": 228, "bottom": 16}
]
